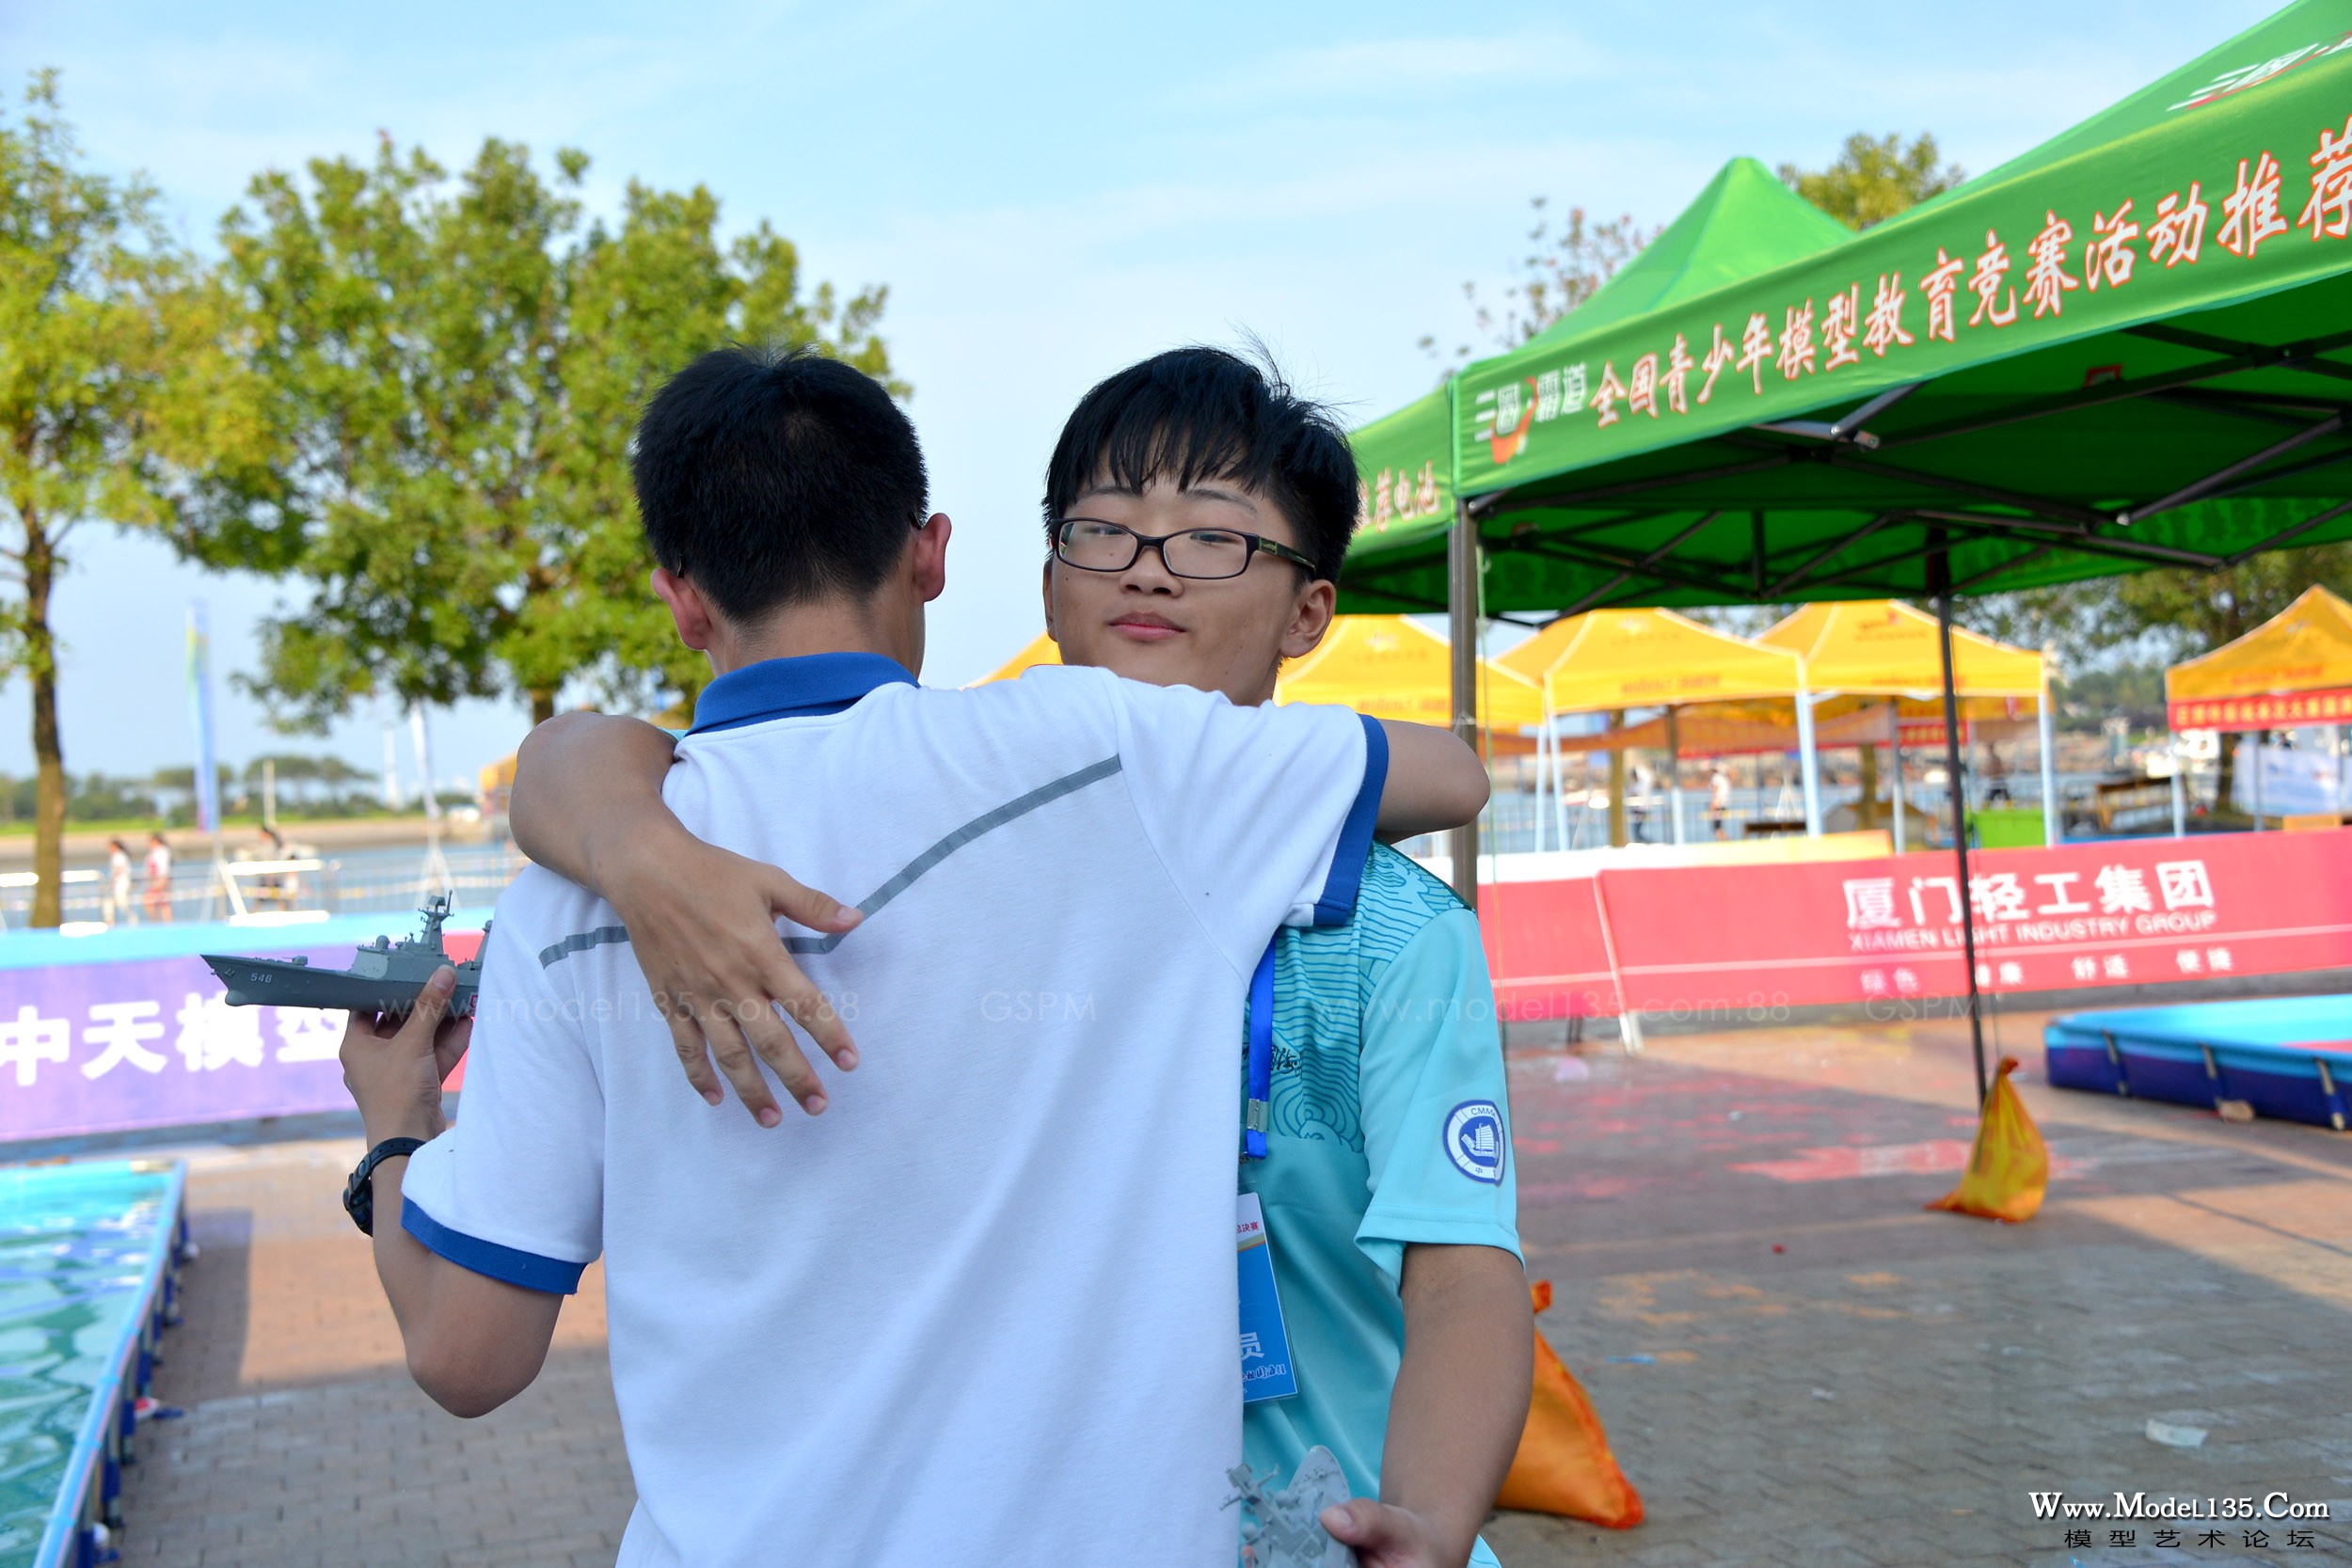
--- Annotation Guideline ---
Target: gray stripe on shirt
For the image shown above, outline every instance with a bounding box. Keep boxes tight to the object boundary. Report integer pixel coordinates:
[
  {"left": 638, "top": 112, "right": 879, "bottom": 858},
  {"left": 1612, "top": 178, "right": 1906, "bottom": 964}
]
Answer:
[
  {"left": 537, "top": 925, "right": 631, "bottom": 968},
  {"left": 536, "top": 752, "right": 1124, "bottom": 968},
  {"left": 785, "top": 752, "right": 1123, "bottom": 953}
]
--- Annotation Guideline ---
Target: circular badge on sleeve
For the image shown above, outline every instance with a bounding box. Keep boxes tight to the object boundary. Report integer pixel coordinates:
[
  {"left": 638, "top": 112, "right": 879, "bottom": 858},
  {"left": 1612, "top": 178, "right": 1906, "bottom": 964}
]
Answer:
[{"left": 1444, "top": 1100, "right": 1506, "bottom": 1184}]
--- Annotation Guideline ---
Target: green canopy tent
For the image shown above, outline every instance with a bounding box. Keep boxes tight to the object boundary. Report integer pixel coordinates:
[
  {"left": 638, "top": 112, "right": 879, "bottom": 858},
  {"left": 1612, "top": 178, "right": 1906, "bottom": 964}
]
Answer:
[
  {"left": 1341, "top": 0, "right": 2352, "bottom": 1097},
  {"left": 1347, "top": 156, "right": 1867, "bottom": 793}
]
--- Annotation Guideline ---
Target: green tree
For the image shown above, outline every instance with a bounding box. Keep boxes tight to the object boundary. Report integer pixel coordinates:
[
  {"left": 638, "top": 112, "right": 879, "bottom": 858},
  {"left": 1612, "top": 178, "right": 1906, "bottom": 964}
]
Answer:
[
  {"left": 1778, "top": 132, "right": 1963, "bottom": 230},
  {"left": 217, "top": 135, "right": 581, "bottom": 731},
  {"left": 503, "top": 180, "right": 895, "bottom": 718},
  {"left": 1, "top": 71, "right": 250, "bottom": 925},
  {"left": 222, "top": 138, "right": 898, "bottom": 734}
]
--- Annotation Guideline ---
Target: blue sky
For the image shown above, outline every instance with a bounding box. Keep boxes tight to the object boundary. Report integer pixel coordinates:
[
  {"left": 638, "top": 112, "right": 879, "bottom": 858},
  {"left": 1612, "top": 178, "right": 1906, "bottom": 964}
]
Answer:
[{"left": 0, "top": 0, "right": 2280, "bottom": 790}]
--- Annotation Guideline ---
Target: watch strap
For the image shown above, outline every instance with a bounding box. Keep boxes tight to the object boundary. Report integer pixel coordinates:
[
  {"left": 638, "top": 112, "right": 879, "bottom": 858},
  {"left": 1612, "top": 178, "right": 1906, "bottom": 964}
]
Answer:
[{"left": 343, "top": 1136, "right": 428, "bottom": 1236}]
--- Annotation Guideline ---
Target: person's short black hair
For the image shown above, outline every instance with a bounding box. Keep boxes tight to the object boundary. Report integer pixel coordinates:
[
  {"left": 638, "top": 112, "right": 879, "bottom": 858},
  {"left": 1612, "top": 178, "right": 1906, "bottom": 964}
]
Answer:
[
  {"left": 1042, "top": 347, "right": 1359, "bottom": 581},
  {"left": 634, "top": 343, "right": 928, "bottom": 624}
]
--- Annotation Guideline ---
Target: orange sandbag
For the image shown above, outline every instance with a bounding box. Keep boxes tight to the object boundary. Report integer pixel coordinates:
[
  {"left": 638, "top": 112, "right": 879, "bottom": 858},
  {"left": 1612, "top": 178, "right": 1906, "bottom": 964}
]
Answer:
[
  {"left": 1494, "top": 1281, "right": 1644, "bottom": 1528},
  {"left": 1926, "top": 1056, "right": 2048, "bottom": 1224}
]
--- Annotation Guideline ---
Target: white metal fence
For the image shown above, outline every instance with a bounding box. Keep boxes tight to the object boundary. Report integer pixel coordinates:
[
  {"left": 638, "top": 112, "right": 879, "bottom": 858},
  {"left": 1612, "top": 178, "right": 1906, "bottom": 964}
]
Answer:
[{"left": 0, "top": 842, "right": 528, "bottom": 931}]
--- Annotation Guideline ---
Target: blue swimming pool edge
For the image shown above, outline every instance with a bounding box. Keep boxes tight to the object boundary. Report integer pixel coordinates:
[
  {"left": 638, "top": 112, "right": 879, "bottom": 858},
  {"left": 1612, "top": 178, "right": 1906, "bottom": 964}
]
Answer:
[
  {"left": 24, "top": 1159, "right": 188, "bottom": 1568},
  {"left": 2044, "top": 997, "right": 2352, "bottom": 1131}
]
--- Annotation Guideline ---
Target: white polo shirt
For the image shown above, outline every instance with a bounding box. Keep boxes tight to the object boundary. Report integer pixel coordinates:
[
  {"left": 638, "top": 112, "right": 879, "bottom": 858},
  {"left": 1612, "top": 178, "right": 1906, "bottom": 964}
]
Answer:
[{"left": 400, "top": 652, "right": 1385, "bottom": 1568}]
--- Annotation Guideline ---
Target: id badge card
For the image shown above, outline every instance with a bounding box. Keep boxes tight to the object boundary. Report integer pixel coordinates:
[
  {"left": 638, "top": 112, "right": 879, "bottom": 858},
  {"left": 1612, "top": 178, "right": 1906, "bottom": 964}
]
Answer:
[{"left": 1237, "top": 1193, "right": 1297, "bottom": 1403}]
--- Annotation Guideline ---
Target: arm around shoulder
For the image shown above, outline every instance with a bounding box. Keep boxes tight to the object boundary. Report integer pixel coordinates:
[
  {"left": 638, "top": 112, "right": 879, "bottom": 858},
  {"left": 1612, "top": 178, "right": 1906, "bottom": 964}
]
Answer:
[
  {"left": 1373, "top": 721, "right": 1488, "bottom": 840},
  {"left": 509, "top": 708, "right": 863, "bottom": 1122},
  {"left": 510, "top": 711, "right": 683, "bottom": 891}
]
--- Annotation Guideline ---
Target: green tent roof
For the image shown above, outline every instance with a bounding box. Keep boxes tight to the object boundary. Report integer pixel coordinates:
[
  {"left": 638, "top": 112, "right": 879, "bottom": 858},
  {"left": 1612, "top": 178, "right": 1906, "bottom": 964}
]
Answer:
[
  {"left": 1524, "top": 157, "right": 1854, "bottom": 347},
  {"left": 1344, "top": 157, "right": 1853, "bottom": 580},
  {"left": 1341, "top": 0, "right": 2352, "bottom": 616}
]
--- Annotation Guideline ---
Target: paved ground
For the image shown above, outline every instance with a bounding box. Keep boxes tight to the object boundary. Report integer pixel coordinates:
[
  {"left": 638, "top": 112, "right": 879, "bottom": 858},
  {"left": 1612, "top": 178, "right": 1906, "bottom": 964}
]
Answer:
[
  {"left": 112, "top": 1136, "right": 632, "bottom": 1567},
  {"left": 101, "top": 1007, "right": 2352, "bottom": 1567}
]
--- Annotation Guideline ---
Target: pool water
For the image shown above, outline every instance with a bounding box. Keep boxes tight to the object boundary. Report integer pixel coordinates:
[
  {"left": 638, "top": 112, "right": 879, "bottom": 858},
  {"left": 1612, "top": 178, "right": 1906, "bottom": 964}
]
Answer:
[{"left": 0, "top": 1163, "right": 179, "bottom": 1567}]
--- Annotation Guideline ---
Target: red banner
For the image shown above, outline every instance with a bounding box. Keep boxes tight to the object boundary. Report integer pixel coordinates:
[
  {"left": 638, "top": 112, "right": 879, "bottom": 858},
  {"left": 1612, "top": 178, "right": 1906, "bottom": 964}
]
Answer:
[
  {"left": 2168, "top": 687, "right": 2352, "bottom": 731},
  {"left": 1480, "top": 876, "right": 1622, "bottom": 1020},
  {"left": 1481, "top": 830, "right": 2352, "bottom": 1020}
]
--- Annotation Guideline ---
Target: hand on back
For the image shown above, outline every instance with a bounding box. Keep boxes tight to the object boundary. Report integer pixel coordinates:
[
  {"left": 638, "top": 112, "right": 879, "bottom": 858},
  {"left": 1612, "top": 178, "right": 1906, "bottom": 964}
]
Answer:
[{"left": 601, "top": 824, "right": 863, "bottom": 1125}]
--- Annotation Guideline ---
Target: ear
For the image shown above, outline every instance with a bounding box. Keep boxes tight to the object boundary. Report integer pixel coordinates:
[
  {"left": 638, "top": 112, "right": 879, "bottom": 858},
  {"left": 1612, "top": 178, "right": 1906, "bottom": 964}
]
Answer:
[
  {"left": 1279, "top": 578, "right": 1338, "bottom": 662},
  {"left": 651, "top": 567, "right": 718, "bottom": 651},
  {"left": 909, "top": 513, "right": 951, "bottom": 603},
  {"left": 1040, "top": 556, "right": 1058, "bottom": 641}
]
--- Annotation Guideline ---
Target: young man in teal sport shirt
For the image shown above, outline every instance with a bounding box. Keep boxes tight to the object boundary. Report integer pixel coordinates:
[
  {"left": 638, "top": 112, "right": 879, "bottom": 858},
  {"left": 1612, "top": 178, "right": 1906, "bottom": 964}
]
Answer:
[{"left": 510, "top": 347, "right": 1532, "bottom": 1567}]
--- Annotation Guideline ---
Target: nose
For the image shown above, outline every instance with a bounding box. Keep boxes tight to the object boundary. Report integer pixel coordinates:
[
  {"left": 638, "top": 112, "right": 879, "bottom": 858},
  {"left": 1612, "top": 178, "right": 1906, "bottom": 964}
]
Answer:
[{"left": 1118, "top": 540, "right": 1184, "bottom": 592}]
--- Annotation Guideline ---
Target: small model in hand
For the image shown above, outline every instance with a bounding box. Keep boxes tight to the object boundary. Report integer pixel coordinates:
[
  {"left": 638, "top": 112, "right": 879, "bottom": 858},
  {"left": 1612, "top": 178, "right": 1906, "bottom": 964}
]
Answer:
[{"left": 1230, "top": 1446, "right": 1358, "bottom": 1568}]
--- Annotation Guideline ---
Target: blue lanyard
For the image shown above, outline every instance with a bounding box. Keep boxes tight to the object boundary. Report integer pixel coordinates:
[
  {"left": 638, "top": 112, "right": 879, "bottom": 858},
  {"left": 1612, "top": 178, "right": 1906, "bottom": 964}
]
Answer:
[{"left": 1244, "top": 935, "right": 1276, "bottom": 1161}]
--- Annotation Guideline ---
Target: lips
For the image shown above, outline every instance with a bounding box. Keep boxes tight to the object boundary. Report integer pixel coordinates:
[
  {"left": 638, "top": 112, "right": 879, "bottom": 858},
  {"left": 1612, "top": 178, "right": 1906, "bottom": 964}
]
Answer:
[{"left": 1109, "top": 614, "right": 1182, "bottom": 641}]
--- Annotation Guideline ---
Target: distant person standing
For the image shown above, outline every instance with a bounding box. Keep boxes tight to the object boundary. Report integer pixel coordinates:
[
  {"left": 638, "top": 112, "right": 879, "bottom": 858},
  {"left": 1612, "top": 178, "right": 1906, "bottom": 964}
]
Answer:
[
  {"left": 1709, "top": 765, "right": 1732, "bottom": 838},
  {"left": 104, "top": 838, "right": 136, "bottom": 925},
  {"left": 257, "top": 824, "right": 291, "bottom": 909},
  {"left": 142, "top": 832, "right": 174, "bottom": 923}
]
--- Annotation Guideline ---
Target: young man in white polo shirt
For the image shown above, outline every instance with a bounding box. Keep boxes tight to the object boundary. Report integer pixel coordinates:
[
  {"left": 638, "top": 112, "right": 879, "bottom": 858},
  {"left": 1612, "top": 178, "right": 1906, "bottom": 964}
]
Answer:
[
  {"left": 337, "top": 344, "right": 1487, "bottom": 1568},
  {"left": 509, "top": 349, "right": 1534, "bottom": 1567}
]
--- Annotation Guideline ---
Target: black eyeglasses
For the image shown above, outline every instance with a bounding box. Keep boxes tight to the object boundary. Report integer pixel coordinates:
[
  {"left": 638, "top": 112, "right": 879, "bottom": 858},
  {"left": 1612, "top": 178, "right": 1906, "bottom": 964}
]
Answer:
[{"left": 1051, "top": 517, "right": 1316, "bottom": 580}]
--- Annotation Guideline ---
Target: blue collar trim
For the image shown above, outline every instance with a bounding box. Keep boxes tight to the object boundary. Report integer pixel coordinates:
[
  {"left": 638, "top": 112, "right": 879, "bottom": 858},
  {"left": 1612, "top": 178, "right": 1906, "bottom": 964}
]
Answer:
[{"left": 688, "top": 652, "right": 918, "bottom": 735}]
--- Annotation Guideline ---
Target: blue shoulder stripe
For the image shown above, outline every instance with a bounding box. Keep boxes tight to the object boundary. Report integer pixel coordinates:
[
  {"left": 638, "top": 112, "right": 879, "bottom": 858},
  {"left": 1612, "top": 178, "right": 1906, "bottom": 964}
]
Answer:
[
  {"left": 1311, "top": 715, "right": 1388, "bottom": 927},
  {"left": 403, "top": 1196, "right": 587, "bottom": 1296}
]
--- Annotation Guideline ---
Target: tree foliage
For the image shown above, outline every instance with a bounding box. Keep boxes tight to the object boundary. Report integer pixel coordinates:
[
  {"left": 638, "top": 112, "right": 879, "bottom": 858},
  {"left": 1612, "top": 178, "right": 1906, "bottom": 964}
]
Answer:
[
  {"left": 507, "top": 181, "right": 896, "bottom": 715},
  {"left": 1777, "top": 132, "right": 1964, "bottom": 230},
  {"left": 0, "top": 71, "right": 251, "bottom": 923},
  {"left": 1965, "top": 541, "right": 2352, "bottom": 670},
  {"left": 217, "top": 137, "right": 898, "bottom": 729}
]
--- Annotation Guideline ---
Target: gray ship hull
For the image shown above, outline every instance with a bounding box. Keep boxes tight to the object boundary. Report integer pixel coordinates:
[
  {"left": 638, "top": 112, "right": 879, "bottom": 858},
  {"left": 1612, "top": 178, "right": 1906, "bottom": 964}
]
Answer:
[{"left": 199, "top": 954, "right": 481, "bottom": 1017}]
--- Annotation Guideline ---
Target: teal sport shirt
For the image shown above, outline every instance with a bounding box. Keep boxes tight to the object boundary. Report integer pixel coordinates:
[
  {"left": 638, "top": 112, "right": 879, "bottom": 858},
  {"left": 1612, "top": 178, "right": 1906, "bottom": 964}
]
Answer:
[{"left": 1237, "top": 843, "right": 1520, "bottom": 1564}]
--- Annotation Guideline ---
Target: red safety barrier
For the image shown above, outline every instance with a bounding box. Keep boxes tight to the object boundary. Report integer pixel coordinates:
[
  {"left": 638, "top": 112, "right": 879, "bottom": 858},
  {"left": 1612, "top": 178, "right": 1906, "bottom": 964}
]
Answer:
[
  {"left": 1481, "top": 830, "right": 2352, "bottom": 1021},
  {"left": 1481, "top": 876, "right": 1622, "bottom": 1021}
]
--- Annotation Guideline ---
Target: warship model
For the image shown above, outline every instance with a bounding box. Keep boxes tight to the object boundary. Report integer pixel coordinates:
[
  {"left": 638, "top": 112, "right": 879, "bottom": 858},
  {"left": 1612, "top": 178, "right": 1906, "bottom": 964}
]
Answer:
[{"left": 201, "top": 895, "right": 487, "bottom": 1017}]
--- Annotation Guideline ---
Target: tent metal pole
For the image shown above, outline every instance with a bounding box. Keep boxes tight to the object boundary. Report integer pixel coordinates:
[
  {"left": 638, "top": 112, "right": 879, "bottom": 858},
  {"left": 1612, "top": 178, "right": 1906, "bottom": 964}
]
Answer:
[
  {"left": 1543, "top": 681, "right": 1562, "bottom": 850},
  {"left": 1796, "top": 693, "right": 1823, "bottom": 836},
  {"left": 1932, "top": 546, "right": 1990, "bottom": 1106},
  {"left": 1667, "top": 707, "right": 1686, "bottom": 846},
  {"left": 2039, "top": 674, "right": 2060, "bottom": 846},
  {"left": 2252, "top": 732, "right": 2265, "bottom": 829},
  {"left": 1532, "top": 707, "right": 1548, "bottom": 854},
  {"left": 1447, "top": 499, "right": 1481, "bottom": 906},
  {"left": 2171, "top": 734, "right": 2188, "bottom": 837},
  {"left": 1889, "top": 700, "right": 1907, "bottom": 854}
]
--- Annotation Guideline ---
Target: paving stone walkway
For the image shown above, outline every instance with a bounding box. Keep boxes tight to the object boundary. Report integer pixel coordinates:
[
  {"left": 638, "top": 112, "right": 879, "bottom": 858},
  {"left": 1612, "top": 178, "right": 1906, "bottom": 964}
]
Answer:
[{"left": 100, "top": 1009, "right": 2352, "bottom": 1566}]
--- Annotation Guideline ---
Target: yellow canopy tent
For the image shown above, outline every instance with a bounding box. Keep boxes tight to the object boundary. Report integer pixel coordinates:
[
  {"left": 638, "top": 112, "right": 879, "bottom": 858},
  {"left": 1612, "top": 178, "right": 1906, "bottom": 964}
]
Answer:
[
  {"left": 1759, "top": 600, "right": 2043, "bottom": 697},
  {"left": 1550, "top": 694, "right": 2035, "bottom": 757},
  {"left": 1499, "top": 607, "right": 1805, "bottom": 710},
  {"left": 972, "top": 617, "right": 1545, "bottom": 752},
  {"left": 1275, "top": 616, "right": 1545, "bottom": 751},
  {"left": 2166, "top": 585, "right": 2352, "bottom": 730},
  {"left": 1499, "top": 609, "right": 1806, "bottom": 848},
  {"left": 1758, "top": 600, "right": 2053, "bottom": 849},
  {"left": 2165, "top": 585, "right": 2352, "bottom": 830},
  {"left": 972, "top": 630, "right": 1061, "bottom": 685}
]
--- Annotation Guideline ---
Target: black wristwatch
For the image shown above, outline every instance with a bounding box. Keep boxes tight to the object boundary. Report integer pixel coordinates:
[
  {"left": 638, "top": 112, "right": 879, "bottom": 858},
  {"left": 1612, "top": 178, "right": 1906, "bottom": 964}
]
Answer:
[{"left": 343, "top": 1137, "right": 428, "bottom": 1236}]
